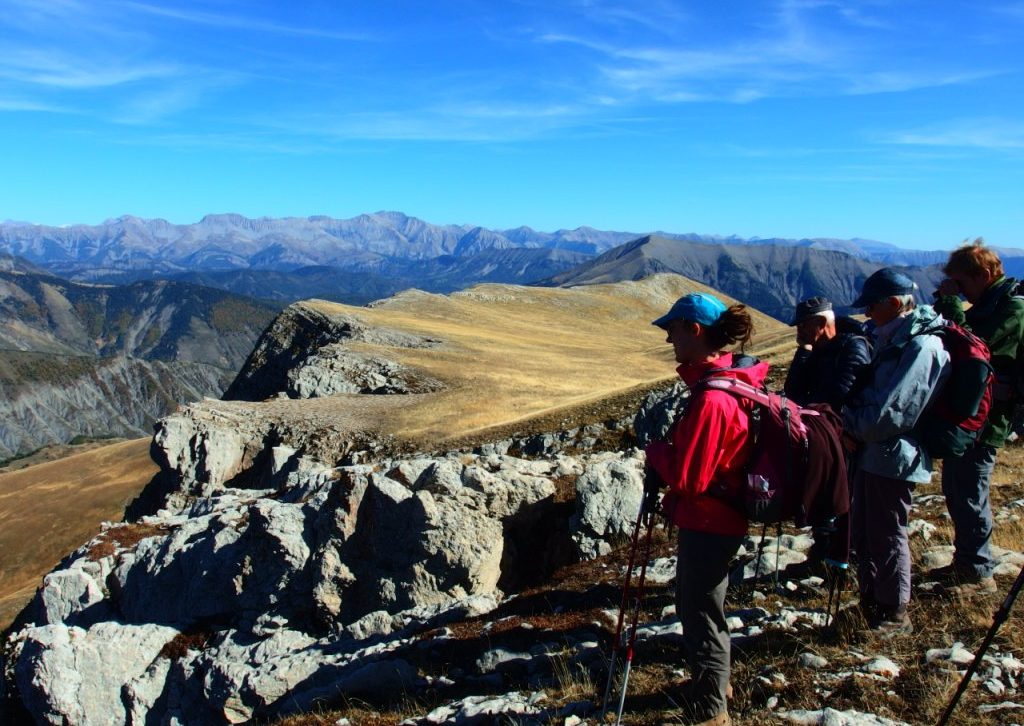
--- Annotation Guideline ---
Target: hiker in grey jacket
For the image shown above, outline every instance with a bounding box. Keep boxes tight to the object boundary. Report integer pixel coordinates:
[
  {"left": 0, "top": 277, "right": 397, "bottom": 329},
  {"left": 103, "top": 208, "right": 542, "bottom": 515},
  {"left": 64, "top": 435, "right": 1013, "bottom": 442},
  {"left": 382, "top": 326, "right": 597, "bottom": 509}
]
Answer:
[{"left": 842, "top": 268, "right": 951, "bottom": 636}]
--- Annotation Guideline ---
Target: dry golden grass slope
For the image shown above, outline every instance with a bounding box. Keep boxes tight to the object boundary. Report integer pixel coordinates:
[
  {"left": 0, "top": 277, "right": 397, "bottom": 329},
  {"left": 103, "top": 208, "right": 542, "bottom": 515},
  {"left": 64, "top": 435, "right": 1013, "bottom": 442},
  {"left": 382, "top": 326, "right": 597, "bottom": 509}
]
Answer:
[
  {"left": 299, "top": 273, "right": 793, "bottom": 447},
  {"left": 0, "top": 438, "right": 156, "bottom": 630}
]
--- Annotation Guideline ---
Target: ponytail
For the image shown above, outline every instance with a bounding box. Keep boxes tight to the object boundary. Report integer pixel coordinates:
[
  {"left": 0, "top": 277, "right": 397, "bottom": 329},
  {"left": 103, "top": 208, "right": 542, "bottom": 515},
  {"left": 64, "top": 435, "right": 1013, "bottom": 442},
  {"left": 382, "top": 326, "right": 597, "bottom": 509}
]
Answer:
[{"left": 706, "top": 304, "right": 754, "bottom": 352}]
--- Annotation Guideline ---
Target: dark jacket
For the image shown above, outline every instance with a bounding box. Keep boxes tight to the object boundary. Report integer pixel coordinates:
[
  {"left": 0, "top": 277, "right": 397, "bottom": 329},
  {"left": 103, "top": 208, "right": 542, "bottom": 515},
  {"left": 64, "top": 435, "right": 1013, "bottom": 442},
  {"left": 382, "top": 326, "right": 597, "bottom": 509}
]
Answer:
[
  {"left": 934, "top": 276, "right": 1024, "bottom": 448},
  {"left": 784, "top": 332, "right": 872, "bottom": 411}
]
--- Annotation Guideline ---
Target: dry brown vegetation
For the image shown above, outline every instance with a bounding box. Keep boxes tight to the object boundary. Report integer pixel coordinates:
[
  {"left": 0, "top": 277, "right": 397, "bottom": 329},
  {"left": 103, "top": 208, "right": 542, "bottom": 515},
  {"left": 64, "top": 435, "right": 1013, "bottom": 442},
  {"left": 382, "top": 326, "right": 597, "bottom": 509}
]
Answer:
[
  {"left": 0, "top": 438, "right": 156, "bottom": 630},
  {"left": 0, "top": 274, "right": 790, "bottom": 638},
  {"left": 85, "top": 521, "right": 169, "bottom": 561}
]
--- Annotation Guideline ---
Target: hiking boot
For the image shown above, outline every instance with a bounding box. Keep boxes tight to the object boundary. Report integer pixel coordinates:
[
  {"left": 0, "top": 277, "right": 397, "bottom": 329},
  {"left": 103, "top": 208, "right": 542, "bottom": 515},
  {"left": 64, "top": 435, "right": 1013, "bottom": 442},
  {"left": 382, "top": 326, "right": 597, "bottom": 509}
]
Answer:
[
  {"left": 943, "top": 576, "right": 998, "bottom": 597},
  {"left": 666, "top": 683, "right": 733, "bottom": 725},
  {"left": 925, "top": 563, "right": 961, "bottom": 582},
  {"left": 928, "top": 563, "right": 998, "bottom": 596},
  {"left": 659, "top": 712, "right": 730, "bottom": 726},
  {"left": 871, "top": 607, "right": 913, "bottom": 638}
]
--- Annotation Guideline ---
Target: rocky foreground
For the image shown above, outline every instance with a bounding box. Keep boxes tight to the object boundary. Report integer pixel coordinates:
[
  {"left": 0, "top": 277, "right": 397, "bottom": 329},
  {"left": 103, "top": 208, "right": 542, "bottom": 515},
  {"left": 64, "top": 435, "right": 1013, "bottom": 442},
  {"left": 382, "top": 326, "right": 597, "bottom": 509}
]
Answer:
[{"left": 6, "top": 384, "right": 1024, "bottom": 725}]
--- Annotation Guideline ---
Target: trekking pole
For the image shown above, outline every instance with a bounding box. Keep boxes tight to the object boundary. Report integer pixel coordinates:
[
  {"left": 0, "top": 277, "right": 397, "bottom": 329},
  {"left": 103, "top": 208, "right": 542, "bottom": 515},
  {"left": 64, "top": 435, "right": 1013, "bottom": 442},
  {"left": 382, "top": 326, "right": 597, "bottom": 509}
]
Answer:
[
  {"left": 773, "top": 520, "right": 784, "bottom": 591},
  {"left": 937, "top": 564, "right": 1024, "bottom": 726},
  {"left": 612, "top": 507, "right": 658, "bottom": 726},
  {"left": 824, "top": 560, "right": 849, "bottom": 628},
  {"left": 599, "top": 502, "right": 650, "bottom": 719},
  {"left": 749, "top": 521, "right": 769, "bottom": 604}
]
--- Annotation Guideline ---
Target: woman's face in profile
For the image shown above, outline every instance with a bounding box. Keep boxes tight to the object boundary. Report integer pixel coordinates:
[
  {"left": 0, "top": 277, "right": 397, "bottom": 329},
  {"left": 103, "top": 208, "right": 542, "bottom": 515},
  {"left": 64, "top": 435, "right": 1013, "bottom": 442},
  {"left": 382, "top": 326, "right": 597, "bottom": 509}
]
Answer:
[{"left": 665, "top": 319, "right": 702, "bottom": 365}]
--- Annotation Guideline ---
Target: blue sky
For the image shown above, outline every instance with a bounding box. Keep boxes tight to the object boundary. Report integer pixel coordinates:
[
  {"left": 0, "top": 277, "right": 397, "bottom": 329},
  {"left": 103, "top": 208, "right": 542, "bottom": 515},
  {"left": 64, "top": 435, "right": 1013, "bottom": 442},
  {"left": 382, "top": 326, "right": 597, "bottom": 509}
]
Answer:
[{"left": 0, "top": 0, "right": 1021, "bottom": 250}]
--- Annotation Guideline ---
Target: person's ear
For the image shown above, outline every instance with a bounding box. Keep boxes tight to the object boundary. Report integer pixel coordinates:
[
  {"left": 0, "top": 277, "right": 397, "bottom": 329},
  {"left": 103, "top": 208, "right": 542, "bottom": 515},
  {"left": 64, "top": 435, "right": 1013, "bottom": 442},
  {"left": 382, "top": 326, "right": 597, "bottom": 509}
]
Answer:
[{"left": 689, "top": 321, "right": 702, "bottom": 336}]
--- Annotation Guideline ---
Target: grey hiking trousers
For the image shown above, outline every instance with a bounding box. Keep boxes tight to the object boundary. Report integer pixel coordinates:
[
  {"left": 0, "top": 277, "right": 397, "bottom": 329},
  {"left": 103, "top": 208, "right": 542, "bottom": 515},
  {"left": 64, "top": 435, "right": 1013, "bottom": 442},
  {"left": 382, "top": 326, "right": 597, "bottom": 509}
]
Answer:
[
  {"left": 851, "top": 469, "right": 914, "bottom": 610},
  {"left": 676, "top": 528, "right": 744, "bottom": 721}
]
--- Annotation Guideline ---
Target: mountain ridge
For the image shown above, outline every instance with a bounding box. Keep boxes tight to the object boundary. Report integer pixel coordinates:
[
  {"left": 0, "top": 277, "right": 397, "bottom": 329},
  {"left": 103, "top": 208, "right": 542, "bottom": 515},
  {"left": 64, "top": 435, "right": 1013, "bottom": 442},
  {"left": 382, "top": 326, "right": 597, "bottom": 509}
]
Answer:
[{"left": 542, "top": 234, "right": 948, "bottom": 322}]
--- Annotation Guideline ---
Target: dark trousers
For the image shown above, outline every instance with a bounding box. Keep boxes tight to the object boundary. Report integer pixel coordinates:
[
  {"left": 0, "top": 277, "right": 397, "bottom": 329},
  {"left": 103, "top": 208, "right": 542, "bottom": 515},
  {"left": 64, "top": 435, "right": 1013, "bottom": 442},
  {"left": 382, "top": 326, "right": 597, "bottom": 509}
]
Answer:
[
  {"left": 851, "top": 469, "right": 914, "bottom": 611},
  {"left": 676, "top": 528, "right": 744, "bottom": 720},
  {"left": 941, "top": 443, "right": 996, "bottom": 578}
]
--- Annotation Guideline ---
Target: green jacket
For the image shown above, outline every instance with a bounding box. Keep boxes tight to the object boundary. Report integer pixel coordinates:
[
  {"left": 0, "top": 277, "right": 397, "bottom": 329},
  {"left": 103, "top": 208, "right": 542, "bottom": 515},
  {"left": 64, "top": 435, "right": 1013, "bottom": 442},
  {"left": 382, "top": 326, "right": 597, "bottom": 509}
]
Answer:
[{"left": 934, "top": 276, "right": 1024, "bottom": 448}]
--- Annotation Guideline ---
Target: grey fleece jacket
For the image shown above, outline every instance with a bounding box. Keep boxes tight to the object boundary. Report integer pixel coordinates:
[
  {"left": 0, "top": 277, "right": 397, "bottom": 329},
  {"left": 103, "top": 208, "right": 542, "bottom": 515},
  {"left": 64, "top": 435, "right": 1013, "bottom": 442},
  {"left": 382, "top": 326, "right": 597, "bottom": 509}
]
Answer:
[{"left": 843, "top": 305, "right": 951, "bottom": 483}]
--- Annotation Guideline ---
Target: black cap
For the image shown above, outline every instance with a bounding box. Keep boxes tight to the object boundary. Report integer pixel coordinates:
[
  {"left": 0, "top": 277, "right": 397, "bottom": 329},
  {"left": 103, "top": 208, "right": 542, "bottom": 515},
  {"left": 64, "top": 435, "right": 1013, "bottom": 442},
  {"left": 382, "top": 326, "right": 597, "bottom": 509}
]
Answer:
[
  {"left": 790, "top": 296, "right": 833, "bottom": 326},
  {"left": 851, "top": 268, "right": 917, "bottom": 308}
]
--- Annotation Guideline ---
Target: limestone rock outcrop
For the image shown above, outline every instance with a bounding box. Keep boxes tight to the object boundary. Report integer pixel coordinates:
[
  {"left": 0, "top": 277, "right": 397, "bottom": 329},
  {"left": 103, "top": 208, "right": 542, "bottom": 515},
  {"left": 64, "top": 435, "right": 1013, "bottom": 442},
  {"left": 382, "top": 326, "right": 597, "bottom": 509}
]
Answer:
[
  {"left": 223, "top": 301, "right": 442, "bottom": 401},
  {"left": 4, "top": 389, "right": 656, "bottom": 724}
]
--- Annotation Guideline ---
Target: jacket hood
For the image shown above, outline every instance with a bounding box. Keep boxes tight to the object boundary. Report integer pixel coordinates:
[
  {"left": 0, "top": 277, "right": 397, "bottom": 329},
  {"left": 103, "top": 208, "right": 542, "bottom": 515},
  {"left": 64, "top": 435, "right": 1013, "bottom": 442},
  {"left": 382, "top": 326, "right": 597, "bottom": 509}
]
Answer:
[
  {"left": 891, "top": 304, "right": 944, "bottom": 344},
  {"left": 677, "top": 351, "right": 770, "bottom": 389}
]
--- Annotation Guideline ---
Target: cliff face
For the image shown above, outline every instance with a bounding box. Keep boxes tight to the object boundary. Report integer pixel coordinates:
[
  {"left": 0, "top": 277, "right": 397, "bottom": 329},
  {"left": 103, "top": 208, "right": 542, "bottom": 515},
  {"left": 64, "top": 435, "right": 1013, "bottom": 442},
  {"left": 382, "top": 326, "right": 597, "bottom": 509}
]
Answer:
[{"left": 223, "top": 301, "right": 442, "bottom": 402}]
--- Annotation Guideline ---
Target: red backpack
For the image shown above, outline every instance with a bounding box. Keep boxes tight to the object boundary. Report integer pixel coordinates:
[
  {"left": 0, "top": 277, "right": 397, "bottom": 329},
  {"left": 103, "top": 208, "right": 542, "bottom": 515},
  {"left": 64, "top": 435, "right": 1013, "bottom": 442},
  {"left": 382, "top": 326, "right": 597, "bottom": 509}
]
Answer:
[{"left": 915, "top": 321, "right": 993, "bottom": 458}]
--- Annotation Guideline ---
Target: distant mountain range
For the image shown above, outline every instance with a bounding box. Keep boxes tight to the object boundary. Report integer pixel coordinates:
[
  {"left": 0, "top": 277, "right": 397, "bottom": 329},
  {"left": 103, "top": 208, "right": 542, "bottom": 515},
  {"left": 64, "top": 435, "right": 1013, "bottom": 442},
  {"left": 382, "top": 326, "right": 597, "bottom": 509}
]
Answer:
[
  {"left": 1, "top": 210, "right": 1018, "bottom": 456},
  {"left": 4, "top": 211, "right": 1019, "bottom": 288}
]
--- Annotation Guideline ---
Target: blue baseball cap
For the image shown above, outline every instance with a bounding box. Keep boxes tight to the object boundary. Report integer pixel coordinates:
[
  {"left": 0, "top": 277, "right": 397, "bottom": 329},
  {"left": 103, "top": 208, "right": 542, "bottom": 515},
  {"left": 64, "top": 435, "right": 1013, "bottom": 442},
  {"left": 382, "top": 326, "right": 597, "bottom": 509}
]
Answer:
[
  {"left": 652, "top": 293, "right": 728, "bottom": 329},
  {"left": 851, "top": 268, "right": 917, "bottom": 308}
]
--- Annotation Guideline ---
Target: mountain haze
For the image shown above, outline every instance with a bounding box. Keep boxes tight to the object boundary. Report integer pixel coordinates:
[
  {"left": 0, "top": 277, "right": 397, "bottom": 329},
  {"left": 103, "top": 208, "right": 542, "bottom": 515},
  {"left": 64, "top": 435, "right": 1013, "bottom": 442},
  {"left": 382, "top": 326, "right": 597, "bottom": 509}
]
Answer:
[{"left": 171, "top": 247, "right": 590, "bottom": 305}]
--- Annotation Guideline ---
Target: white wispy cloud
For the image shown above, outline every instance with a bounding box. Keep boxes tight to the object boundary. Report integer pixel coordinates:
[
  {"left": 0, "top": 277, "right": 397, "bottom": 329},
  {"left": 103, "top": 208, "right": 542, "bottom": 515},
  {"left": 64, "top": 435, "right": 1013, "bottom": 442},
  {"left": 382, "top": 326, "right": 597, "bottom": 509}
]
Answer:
[
  {"left": 881, "top": 119, "right": 1024, "bottom": 150},
  {"left": 0, "top": 48, "right": 179, "bottom": 89},
  {"left": 0, "top": 97, "right": 68, "bottom": 113},
  {"left": 565, "top": 0, "right": 689, "bottom": 34},
  {"left": 118, "top": 1, "right": 373, "bottom": 42},
  {"left": 537, "top": 0, "right": 993, "bottom": 107}
]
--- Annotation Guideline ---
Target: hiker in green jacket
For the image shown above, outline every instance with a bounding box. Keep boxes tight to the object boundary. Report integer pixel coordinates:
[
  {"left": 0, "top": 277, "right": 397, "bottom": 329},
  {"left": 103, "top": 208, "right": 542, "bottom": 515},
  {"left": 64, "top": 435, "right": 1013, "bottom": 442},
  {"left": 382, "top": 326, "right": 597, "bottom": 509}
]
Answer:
[{"left": 932, "top": 239, "right": 1024, "bottom": 595}]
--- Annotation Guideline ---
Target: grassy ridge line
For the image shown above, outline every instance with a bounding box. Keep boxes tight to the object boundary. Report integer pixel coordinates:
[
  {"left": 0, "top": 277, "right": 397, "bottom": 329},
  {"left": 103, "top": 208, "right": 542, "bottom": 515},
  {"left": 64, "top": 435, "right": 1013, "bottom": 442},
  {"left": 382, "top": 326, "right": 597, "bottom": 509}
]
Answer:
[{"left": 306, "top": 274, "right": 793, "bottom": 445}]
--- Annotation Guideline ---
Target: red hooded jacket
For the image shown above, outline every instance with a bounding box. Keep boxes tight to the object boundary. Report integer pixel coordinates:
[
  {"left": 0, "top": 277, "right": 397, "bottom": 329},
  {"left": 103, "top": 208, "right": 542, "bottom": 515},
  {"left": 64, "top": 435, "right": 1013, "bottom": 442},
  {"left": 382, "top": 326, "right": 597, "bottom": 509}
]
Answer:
[{"left": 645, "top": 352, "right": 769, "bottom": 537}]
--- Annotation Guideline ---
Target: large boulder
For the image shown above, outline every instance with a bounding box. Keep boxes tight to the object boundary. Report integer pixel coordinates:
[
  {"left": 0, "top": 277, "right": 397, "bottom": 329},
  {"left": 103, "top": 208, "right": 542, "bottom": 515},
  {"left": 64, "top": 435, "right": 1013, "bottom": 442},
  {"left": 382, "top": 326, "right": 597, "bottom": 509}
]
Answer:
[
  {"left": 569, "top": 452, "right": 645, "bottom": 559},
  {"left": 14, "top": 621, "right": 179, "bottom": 726}
]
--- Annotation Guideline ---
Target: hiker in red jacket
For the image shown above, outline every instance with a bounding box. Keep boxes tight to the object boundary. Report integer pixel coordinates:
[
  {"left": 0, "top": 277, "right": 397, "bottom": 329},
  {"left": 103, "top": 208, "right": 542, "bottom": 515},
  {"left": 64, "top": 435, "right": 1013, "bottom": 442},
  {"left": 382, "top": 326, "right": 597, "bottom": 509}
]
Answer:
[{"left": 645, "top": 292, "right": 762, "bottom": 726}]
